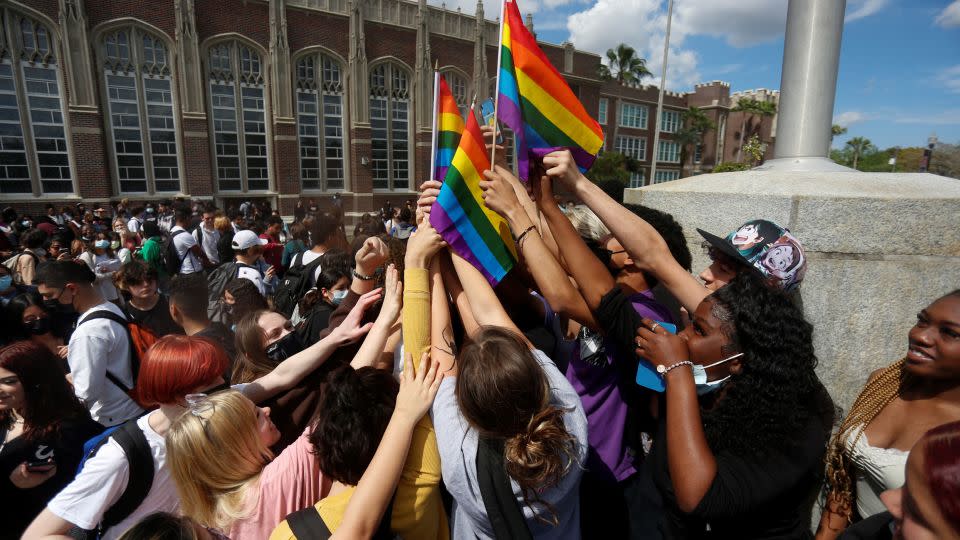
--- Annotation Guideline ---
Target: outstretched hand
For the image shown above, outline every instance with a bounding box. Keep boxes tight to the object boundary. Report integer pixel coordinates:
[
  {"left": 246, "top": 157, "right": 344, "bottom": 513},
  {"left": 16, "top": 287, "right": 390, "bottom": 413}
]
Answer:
[
  {"left": 479, "top": 166, "right": 523, "bottom": 218},
  {"left": 405, "top": 219, "right": 447, "bottom": 268},
  {"left": 480, "top": 125, "right": 508, "bottom": 171},
  {"left": 395, "top": 352, "right": 444, "bottom": 424},
  {"left": 542, "top": 149, "right": 586, "bottom": 191},
  {"left": 417, "top": 179, "right": 443, "bottom": 222},
  {"left": 329, "top": 288, "right": 382, "bottom": 345},
  {"left": 377, "top": 264, "right": 403, "bottom": 326},
  {"left": 355, "top": 236, "right": 389, "bottom": 277}
]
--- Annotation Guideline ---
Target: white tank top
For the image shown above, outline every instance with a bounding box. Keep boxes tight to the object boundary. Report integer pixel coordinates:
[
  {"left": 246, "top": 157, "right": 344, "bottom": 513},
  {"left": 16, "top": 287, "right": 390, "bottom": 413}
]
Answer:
[{"left": 846, "top": 424, "right": 909, "bottom": 518}]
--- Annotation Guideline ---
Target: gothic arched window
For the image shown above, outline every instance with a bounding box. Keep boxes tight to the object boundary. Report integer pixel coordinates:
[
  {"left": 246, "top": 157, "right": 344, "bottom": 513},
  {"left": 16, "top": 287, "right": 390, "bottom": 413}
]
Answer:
[
  {"left": 295, "top": 52, "right": 344, "bottom": 191},
  {"left": 369, "top": 62, "right": 410, "bottom": 191}
]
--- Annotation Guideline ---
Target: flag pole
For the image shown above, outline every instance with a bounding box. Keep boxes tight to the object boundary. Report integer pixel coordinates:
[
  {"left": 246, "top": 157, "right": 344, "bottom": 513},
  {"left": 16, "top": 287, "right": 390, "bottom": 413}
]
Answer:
[
  {"left": 649, "top": 0, "right": 673, "bottom": 186},
  {"left": 429, "top": 66, "right": 440, "bottom": 182},
  {"left": 490, "top": 0, "right": 507, "bottom": 167}
]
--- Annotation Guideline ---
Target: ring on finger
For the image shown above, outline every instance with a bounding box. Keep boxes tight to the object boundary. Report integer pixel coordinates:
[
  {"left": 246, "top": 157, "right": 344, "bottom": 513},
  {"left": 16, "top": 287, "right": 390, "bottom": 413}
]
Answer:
[{"left": 649, "top": 322, "right": 661, "bottom": 332}]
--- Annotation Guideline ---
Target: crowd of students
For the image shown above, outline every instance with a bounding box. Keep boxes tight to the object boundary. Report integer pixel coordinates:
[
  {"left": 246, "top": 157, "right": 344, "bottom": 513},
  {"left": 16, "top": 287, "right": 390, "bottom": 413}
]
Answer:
[{"left": 1, "top": 138, "right": 958, "bottom": 540}]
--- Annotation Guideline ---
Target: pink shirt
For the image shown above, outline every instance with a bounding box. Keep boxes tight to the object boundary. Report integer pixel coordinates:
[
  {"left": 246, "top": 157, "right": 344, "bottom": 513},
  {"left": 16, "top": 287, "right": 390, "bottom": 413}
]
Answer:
[{"left": 227, "top": 429, "right": 331, "bottom": 539}]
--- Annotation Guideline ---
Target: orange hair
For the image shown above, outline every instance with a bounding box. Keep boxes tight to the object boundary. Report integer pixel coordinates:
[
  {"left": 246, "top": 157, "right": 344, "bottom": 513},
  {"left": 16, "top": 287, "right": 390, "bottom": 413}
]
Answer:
[{"left": 137, "top": 335, "right": 229, "bottom": 406}]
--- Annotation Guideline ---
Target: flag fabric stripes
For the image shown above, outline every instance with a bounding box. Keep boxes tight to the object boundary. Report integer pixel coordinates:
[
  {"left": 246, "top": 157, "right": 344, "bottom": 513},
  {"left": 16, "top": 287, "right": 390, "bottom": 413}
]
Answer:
[
  {"left": 434, "top": 75, "right": 465, "bottom": 182},
  {"left": 497, "top": 0, "right": 604, "bottom": 181},
  {"left": 430, "top": 108, "right": 516, "bottom": 285}
]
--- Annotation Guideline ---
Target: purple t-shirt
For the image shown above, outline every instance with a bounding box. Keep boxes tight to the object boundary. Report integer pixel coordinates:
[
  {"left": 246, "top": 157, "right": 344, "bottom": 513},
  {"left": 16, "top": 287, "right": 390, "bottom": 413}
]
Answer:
[{"left": 563, "top": 289, "right": 674, "bottom": 484}]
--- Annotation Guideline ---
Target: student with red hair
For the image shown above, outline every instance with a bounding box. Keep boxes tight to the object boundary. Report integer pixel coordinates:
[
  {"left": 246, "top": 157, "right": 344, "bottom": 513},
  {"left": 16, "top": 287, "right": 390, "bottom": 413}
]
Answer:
[{"left": 23, "top": 335, "right": 229, "bottom": 540}]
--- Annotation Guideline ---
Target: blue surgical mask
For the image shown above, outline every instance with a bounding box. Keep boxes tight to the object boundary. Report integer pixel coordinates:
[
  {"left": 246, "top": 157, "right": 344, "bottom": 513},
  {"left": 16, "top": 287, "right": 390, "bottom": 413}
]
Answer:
[
  {"left": 692, "top": 352, "right": 743, "bottom": 396},
  {"left": 331, "top": 289, "right": 349, "bottom": 305},
  {"left": 0, "top": 275, "right": 12, "bottom": 290}
]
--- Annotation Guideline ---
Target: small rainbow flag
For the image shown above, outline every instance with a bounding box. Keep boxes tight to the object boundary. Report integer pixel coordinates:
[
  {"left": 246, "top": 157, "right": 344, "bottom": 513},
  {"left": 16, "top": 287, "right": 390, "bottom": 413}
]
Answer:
[
  {"left": 430, "top": 108, "right": 516, "bottom": 285},
  {"left": 433, "top": 75, "right": 464, "bottom": 182},
  {"left": 497, "top": 0, "right": 604, "bottom": 181}
]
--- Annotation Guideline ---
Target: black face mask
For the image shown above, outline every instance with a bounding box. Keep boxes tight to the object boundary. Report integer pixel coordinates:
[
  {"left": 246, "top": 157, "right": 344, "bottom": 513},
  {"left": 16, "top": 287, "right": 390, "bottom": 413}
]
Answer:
[
  {"left": 26, "top": 317, "right": 52, "bottom": 336},
  {"left": 265, "top": 331, "right": 305, "bottom": 363}
]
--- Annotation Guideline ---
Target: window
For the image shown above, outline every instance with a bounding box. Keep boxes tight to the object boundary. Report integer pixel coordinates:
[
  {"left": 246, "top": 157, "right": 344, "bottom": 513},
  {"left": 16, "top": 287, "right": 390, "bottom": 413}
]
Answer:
[
  {"left": 101, "top": 28, "right": 180, "bottom": 194},
  {"left": 614, "top": 135, "right": 646, "bottom": 161},
  {"left": 693, "top": 143, "right": 702, "bottom": 163},
  {"left": 296, "top": 53, "right": 345, "bottom": 191},
  {"left": 653, "top": 169, "right": 680, "bottom": 183},
  {"left": 661, "top": 109, "right": 681, "bottom": 133},
  {"left": 598, "top": 97, "right": 607, "bottom": 124},
  {"left": 207, "top": 41, "right": 268, "bottom": 192},
  {"left": 619, "top": 102, "right": 647, "bottom": 129},
  {"left": 442, "top": 70, "right": 469, "bottom": 118},
  {"left": 657, "top": 140, "right": 680, "bottom": 163},
  {"left": 370, "top": 63, "right": 410, "bottom": 191},
  {"left": 628, "top": 169, "right": 646, "bottom": 188},
  {"left": 0, "top": 11, "right": 72, "bottom": 195}
]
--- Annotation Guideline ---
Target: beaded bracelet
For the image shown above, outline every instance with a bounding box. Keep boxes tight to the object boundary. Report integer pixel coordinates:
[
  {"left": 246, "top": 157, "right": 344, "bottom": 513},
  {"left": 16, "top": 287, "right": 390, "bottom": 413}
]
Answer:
[{"left": 656, "top": 360, "right": 693, "bottom": 375}]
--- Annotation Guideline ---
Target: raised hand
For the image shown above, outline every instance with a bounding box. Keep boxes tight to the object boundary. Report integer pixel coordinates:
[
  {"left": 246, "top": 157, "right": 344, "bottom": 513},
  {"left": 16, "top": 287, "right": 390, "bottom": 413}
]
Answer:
[
  {"left": 377, "top": 264, "right": 403, "bottom": 327},
  {"left": 395, "top": 352, "right": 443, "bottom": 424},
  {"left": 329, "top": 287, "right": 382, "bottom": 345},
  {"left": 355, "top": 236, "right": 389, "bottom": 277},
  {"left": 479, "top": 166, "right": 523, "bottom": 219},
  {"left": 405, "top": 219, "right": 447, "bottom": 268},
  {"left": 480, "top": 125, "right": 509, "bottom": 171},
  {"left": 417, "top": 179, "right": 443, "bottom": 221},
  {"left": 542, "top": 149, "right": 586, "bottom": 191}
]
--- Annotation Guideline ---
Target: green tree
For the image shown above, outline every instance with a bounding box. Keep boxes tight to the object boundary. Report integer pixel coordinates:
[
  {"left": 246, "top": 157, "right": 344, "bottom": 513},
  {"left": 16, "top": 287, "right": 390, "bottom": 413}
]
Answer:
[
  {"left": 677, "top": 107, "right": 716, "bottom": 169},
  {"left": 733, "top": 98, "right": 776, "bottom": 162},
  {"left": 588, "top": 151, "right": 634, "bottom": 183},
  {"left": 597, "top": 44, "right": 652, "bottom": 85},
  {"left": 845, "top": 136, "right": 875, "bottom": 170},
  {"left": 831, "top": 124, "right": 847, "bottom": 141},
  {"left": 711, "top": 162, "right": 751, "bottom": 173}
]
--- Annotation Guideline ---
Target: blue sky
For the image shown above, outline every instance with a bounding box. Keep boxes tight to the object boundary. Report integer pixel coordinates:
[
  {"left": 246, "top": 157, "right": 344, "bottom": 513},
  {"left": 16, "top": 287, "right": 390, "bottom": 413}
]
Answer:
[{"left": 433, "top": 0, "right": 960, "bottom": 150}]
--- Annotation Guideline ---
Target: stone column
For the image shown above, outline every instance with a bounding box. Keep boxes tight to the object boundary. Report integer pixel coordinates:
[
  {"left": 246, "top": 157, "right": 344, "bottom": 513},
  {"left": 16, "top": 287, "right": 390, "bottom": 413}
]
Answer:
[
  {"left": 473, "top": 0, "right": 488, "bottom": 100},
  {"left": 58, "top": 0, "right": 96, "bottom": 108},
  {"left": 174, "top": 0, "right": 204, "bottom": 115},
  {"left": 269, "top": 0, "right": 293, "bottom": 121},
  {"left": 414, "top": 0, "right": 433, "bottom": 131},
  {"left": 347, "top": 0, "right": 373, "bottom": 214}
]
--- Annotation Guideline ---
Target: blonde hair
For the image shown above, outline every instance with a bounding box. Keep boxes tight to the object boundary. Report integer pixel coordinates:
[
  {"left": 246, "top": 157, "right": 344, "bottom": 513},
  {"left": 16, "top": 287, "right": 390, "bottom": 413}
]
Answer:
[
  {"left": 213, "top": 215, "right": 232, "bottom": 233},
  {"left": 823, "top": 359, "right": 908, "bottom": 521},
  {"left": 166, "top": 391, "right": 274, "bottom": 530},
  {"left": 564, "top": 205, "right": 610, "bottom": 242}
]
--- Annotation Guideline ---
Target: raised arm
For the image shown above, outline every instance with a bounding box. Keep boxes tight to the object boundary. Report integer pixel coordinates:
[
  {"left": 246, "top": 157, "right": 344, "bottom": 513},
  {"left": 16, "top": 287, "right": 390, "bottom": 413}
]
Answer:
[
  {"left": 439, "top": 253, "right": 479, "bottom": 338},
  {"left": 350, "top": 265, "right": 402, "bottom": 371},
  {"left": 430, "top": 255, "right": 457, "bottom": 376},
  {"left": 241, "top": 290, "right": 380, "bottom": 403},
  {"left": 543, "top": 150, "right": 709, "bottom": 312},
  {"left": 480, "top": 165, "right": 599, "bottom": 330},
  {"left": 332, "top": 354, "right": 442, "bottom": 540},
  {"left": 533, "top": 172, "right": 617, "bottom": 311},
  {"left": 401, "top": 220, "right": 447, "bottom": 375},
  {"left": 448, "top": 248, "right": 524, "bottom": 338}
]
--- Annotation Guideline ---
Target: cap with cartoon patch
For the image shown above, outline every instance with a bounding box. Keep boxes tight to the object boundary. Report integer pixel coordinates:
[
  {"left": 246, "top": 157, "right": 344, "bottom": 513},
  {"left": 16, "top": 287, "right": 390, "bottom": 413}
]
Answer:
[{"left": 697, "top": 219, "right": 807, "bottom": 291}]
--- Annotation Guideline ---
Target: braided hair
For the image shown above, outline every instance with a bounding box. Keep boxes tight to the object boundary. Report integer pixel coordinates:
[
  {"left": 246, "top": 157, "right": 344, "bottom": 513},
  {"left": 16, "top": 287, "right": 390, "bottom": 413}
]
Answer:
[{"left": 822, "top": 359, "right": 908, "bottom": 521}]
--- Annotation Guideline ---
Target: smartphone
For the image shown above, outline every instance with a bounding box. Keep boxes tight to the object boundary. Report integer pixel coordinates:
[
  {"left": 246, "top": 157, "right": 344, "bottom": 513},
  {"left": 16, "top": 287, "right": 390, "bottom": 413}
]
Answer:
[
  {"left": 479, "top": 98, "right": 504, "bottom": 145},
  {"left": 635, "top": 321, "right": 678, "bottom": 392},
  {"left": 26, "top": 457, "right": 55, "bottom": 473}
]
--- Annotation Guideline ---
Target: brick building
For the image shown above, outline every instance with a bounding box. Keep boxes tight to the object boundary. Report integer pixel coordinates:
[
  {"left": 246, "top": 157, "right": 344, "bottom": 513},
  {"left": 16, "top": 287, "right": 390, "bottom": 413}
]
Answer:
[{"left": 1, "top": 0, "right": 777, "bottom": 219}]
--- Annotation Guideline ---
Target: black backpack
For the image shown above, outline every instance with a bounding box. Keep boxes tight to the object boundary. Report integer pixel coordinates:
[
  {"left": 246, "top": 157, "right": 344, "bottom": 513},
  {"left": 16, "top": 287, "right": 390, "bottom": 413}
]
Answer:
[
  {"left": 476, "top": 437, "right": 534, "bottom": 540},
  {"left": 74, "top": 418, "right": 154, "bottom": 539},
  {"left": 286, "top": 493, "right": 396, "bottom": 540},
  {"left": 161, "top": 230, "right": 189, "bottom": 275},
  {"left": 206, "top": 261, "right": 262, "bottom": 324},
  {"left": 273, "top": 251, "right": 324, "bottom": 318}
]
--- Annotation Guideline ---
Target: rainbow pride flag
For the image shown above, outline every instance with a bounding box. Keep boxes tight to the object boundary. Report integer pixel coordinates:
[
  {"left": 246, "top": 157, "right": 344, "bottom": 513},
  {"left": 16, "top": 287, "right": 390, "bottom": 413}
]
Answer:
[
  {"left": 430, "top": 108, "right": 516, "bottom": 285},
  {"left": 433, "top": 75, "right": 464, "bottom": 182},
  {"left": 497, "top": 0, "right": 604, "bottom": 181}
]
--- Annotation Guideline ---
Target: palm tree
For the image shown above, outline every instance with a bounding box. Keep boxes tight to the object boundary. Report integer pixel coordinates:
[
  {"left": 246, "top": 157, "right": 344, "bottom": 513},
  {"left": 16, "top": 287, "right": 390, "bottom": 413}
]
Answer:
[
  {"left": 831, "top": 124, "right": 847, "bottom": 141},
  {"left": 677, "top": 107, "right": 716, "bottom": 171},
  {"left": 598, "top": 44, "right": 652, "bottom": 85},
  {"left": 733, "top": 98, "right": 776, "bottom": 162},
  {"left": 845, "top": 136, "right": 874, "bottom": 170}
]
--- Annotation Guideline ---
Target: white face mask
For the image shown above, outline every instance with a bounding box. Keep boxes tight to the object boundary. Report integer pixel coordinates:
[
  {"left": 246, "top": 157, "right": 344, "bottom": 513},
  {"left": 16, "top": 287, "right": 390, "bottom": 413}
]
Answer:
[{"left": 692, "top": 352, "right": 743, "bottom": 396}]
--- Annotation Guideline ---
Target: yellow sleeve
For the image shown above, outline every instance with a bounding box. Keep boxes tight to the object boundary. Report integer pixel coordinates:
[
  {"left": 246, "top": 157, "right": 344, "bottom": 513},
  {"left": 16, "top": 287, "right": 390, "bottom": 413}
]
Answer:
[
  {"left": 389, "top": 415, "right": 450, "bottom": 540},
  {"left": 268, "top": 520, "right": 296, "bottom": 540},
  {"left": 401, "top": 267, "right": 431, "bottom": 375}
]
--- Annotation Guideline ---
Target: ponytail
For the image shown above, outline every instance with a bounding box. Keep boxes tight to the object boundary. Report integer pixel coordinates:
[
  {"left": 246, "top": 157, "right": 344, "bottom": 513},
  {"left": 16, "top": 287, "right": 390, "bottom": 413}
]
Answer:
[{"left": 504, "top": 404, "right": 577, "bottom": 525}]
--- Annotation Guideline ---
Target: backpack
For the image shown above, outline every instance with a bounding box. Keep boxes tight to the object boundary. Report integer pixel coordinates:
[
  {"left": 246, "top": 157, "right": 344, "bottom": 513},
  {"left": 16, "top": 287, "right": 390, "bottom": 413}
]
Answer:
[
  {"left": 74, "top": 418, "right": 154, "bottom": 539},
  {"left": 3, "top": 250, "right": 39, "bottom": 285},
  {"left": 476, "top": 436, "right": 533, "bottom": 540},
  {"left": 161, "top": 230, "right": 189, "bottom": 275},
  {"left": 273, "top": 252, "right": 324, "bottom": 318},
  {"left": 206, "top": 261, "right": 240, "bottom": 324},
  {"left": 286, "top": 493, "right": 396, "bottom": 540},
  {"left": 79, "top": 310, "right": 159, "bottom": 408}
]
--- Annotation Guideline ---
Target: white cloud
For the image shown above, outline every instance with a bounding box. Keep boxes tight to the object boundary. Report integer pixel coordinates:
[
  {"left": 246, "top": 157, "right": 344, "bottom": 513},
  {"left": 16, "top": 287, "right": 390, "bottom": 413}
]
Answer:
[
  {"left": 894, "top": 109, "right": 960, "bottom": 125},
  {"left": 833, "top": 111, "right": 868, "bottom": 127},
  {"left": 673, "top": 0, "right": 787, "bottom": 48},
  {"left": 935, "top": 64, "right": 960, "bottom": 94},
  {"left": 845, "top": 0, "right": 889, "bottom": 23},
  {"left": 935, "top": 0, "right": 960, "bottom": 28}
]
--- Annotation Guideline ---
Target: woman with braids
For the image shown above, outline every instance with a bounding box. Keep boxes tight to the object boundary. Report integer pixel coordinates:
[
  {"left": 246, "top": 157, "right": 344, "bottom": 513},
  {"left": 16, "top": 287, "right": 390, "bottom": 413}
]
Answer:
[
  {"left": 628, "top": 270, "right": 834, "bottom": 538},
  {"left": 817, "top": 289, "right": 960, "bottom": 539}
]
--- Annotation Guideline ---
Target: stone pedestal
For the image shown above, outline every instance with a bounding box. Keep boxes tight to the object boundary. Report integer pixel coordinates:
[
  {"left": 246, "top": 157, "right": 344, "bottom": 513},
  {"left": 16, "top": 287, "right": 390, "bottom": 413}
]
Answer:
[{"left": 624, "top": 171, "right": 960, "bottom": 409}]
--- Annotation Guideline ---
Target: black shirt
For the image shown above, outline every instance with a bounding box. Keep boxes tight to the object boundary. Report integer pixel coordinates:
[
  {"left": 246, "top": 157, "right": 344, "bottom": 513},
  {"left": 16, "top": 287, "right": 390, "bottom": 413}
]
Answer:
[
  {"left": 0, "top": 416, "right": 104, "bottom": 537},
  {"left": 195, "top": 322, "right": 238, "bottom": 378},
  {"left": 217, "top": 230, "right": 235, "bottom": 268},
  {"left": 125, "top": 295, "right": 184, "bottom": 337}
]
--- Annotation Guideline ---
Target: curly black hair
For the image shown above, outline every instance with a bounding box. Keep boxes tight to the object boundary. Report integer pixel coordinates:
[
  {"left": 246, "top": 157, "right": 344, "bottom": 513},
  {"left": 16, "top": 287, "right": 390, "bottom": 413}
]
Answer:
[
  {"left": 701, "top": 271, "right": 834, "bottom": 458},
  {"left": 622, "top": 203, "right": 692, "bottom": 272},
  {"left": 310, "top": 366, "right": 399, "bottom": 485}
]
